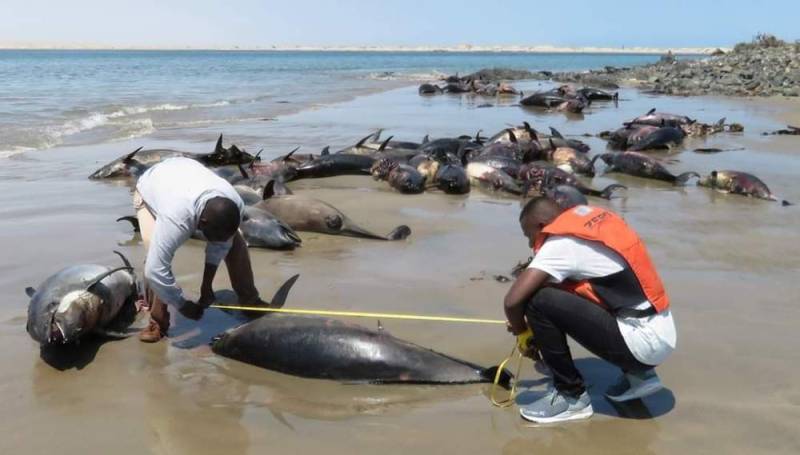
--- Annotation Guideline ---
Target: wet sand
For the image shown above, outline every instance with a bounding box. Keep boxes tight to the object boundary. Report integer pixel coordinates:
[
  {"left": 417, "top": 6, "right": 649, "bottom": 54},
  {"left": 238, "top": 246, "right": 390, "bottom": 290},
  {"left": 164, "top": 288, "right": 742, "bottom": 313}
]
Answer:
[{"left": 1, "top": 83, "right": 799, "bottom": 454}]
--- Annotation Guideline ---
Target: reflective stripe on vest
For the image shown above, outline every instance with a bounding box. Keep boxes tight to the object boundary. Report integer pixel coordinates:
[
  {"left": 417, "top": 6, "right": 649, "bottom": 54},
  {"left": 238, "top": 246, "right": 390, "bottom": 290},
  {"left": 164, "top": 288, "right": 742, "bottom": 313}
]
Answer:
[{"left": 533, "top": 205, "right": 670, "bottom": 313}]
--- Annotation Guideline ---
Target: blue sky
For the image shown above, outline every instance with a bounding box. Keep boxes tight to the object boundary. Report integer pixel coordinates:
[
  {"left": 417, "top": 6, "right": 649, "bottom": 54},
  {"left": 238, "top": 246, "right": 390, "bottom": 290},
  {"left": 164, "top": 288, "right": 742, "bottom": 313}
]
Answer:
[{"left": 1, "top": 0, "right": 798, "bottom": 48}]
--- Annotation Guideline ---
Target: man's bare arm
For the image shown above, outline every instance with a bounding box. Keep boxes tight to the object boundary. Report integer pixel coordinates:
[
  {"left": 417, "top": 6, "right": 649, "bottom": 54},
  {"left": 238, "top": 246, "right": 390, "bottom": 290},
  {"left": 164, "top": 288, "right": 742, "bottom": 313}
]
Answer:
[{"left": 503, "top": 268, "right": 551, "bottom": 334}]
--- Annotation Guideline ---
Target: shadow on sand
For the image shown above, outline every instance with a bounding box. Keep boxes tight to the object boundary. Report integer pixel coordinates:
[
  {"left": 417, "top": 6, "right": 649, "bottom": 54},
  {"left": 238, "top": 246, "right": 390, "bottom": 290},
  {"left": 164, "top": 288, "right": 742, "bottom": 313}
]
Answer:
[{"left": 514, "top": 357, "right": 675, "bottom": 419}]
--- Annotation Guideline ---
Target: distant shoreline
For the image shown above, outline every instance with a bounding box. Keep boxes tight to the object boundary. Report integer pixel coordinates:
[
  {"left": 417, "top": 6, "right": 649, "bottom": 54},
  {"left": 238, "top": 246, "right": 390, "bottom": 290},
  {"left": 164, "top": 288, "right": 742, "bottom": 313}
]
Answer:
[{"left": 0, "top": 43, "right": 722, "bottom": 55}]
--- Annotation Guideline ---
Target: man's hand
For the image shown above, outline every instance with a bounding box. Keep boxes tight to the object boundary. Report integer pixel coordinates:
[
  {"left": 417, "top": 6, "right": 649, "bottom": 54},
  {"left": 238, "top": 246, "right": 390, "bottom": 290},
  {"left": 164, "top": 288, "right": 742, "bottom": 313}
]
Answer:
[
  {"left": 178, "top": 299, "right": 205, "bottom": 321},
  {"left": 506, "top": 320, "right": 526, "bottom": 336}
]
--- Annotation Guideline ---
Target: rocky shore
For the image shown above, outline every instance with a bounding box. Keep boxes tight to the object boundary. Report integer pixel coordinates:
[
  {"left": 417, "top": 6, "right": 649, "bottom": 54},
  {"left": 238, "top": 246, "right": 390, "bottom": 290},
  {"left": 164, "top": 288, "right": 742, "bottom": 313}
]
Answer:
[{"left": 467, "top": 35, "right": 800, "bottom": 98}]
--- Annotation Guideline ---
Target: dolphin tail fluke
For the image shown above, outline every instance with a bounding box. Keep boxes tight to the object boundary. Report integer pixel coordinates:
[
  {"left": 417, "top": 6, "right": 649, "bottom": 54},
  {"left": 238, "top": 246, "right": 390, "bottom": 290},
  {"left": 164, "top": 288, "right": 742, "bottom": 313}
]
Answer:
[
  {"left": 781, "top": 199, "right": 793, "bottom": 207},
  {"left": 116, "top": 216, "right": 140, "bottom": 232},
  {"left": 341, "top": 222, "right": 410, "bottom": 241},
  {"left": 480, "top": 365, "right": 513, "bottom": 389},
  {"left": 598, "top": 184, "right": 627, "bottom": 199},
  {"left": 675, "top": 171, "right": 701, "bottom": 185}
]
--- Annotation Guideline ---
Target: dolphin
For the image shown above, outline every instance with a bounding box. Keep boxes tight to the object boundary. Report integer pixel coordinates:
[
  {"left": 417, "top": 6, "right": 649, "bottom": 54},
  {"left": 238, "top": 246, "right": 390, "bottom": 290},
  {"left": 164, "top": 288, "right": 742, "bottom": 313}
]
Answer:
[
  {"left": 255, "top": 181, "right": 411, "bottom": 241},
  {"left": 26, "top": 252, "right": 138, "bottom": 346},
  {"left": 88, "top": 135, "right": 258, "bottom": 179},
  {"left": 593, "top": 152, "right": 699, "bottom": 184},
  {"left": 211, "top": 315, "right": 512, "bottom": 385}
]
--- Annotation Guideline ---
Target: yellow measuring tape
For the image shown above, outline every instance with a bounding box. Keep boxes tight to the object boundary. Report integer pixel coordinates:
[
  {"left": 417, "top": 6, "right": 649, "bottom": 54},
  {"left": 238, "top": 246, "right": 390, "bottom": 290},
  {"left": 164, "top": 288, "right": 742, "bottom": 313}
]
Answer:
[
  {"left": 210, "top": 304, "right": 533, "bottom": 408},
  {"left": 490, "top": 328, "right": 533, "bottom": 408},
  {"left": 209, "top": 305, "right": 507, "bottom": 325}
]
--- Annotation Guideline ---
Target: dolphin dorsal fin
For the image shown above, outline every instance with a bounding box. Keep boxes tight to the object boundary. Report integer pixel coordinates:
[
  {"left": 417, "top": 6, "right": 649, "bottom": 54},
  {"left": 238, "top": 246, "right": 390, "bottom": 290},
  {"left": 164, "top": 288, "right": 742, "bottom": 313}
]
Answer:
[
  {"left": 122, "top": 147, "right": 143, "bottom": 164},
  {"left": 646, "top": 108, "right": 656, "bottom": 115},
  {"left": 113, "top": 250, "right": 133, "bottom": 269},
  {"left": 283, "top": 147, "right": 300, "bottom": 161},
  {"left": 507, "top": 129, "right": 518, "bottom": 143},
  {"left": 25, "top": 287, "right": 36, "bottom": 298},
  {"left": 523, "top": 121, "right": 533, "bottom": 134},
  {"left": 549, "top": 127, "right": 564, "bottom": 139},
  {"left": 320, "top": 146, "right": 330, "bottom": 156},
  {"left": 262, "top": 180, "right": 276, "bottom": 200},
  {"left": 422, "top": 134, "right": 429, "bottom": 144},
  {"left": 214, "top": 134, "right": 224, "bottom": 153},
  {"left": 378, "top": 136, "right": 394, "bottom": 152},
  {"left": 85, "top": 267, "right": 134, "bottom": 292},
  {"left": 355, "top": 132, "right": 373, "bottom": 148}
]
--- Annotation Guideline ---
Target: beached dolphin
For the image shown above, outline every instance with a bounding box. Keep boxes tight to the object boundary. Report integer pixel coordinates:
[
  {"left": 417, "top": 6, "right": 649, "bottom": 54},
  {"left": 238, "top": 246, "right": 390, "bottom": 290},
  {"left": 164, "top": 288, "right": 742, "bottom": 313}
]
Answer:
[
  {"left": 88, "top": 135, "right": 258, "bottom": 179},
  {"left": 255, "top": 181, "right": 411, "bottom": 241},
  {"left": 577, "top": 87, "right": 618, "bottom": 101},
  {"left": 465, "top": 162, "right": 522, "bottom": 195},
  {"left": 519, "top": 163, "right": 625, "bottom": 199},
  {"left": 593, "top": 152, "right": 699, "bottom": 184},
  {"left": 434, "top": 164, "right": 470, "bottom": 194},
  {"left": 294, "top": 153, "right": 376, "bottom": 179},
  {"left": 418, "top": 83, "right": 443, "bottom": 95},
  {"left": 627, "top": 126, "right": 686, "bottom": 151},
  {"left": 544, "top": 184, "right": 589, "bottom": 209},
  {"left": 26, "top": 252, "right": 138, "bottom": 346},
  {"left": 520, "top": 92, "right": 589, "bottom": 113},
  {"left": 542, "top": 140, "right": 595, "bottom": 176},
  {"left": 698, "top": 170, "right": 791, "bottom": 206},
  {"left": 371, "top": 158, "right": 427, "bottom": 194},
  {"left": 627, "top": 108, "right": 694, "bottom": 127},
  {"left": 211, "top": 314, "right": 511, "bottom": 385},
  {"left": 241, "top": 206, "right": 302, "bottom": 250}
]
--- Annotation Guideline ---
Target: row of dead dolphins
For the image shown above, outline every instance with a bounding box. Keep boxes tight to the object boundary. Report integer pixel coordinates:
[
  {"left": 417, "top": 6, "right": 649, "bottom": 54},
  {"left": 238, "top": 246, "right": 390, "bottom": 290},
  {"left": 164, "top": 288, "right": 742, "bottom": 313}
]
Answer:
[
  {"left": 420, "top": 75, "right": 619, "bottom": 114},
  {"left": 100, "top": 110, "right": 790, "bottom": 255}
]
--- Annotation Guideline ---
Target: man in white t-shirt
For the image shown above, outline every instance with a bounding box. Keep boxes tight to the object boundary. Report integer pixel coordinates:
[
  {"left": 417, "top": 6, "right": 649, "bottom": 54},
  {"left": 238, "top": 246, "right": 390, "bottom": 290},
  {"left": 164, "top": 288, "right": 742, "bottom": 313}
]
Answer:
[
  {"left": 503, "top": 197, "right": 676, "bottom": 424},
  {"left": 134, "top": 157, "right": 269, "bottom": 342}
]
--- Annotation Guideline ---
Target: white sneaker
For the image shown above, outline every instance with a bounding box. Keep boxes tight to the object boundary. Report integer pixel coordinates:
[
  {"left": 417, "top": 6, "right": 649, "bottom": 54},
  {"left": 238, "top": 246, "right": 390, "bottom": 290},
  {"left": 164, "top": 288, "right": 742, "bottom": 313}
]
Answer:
[{"left": 519, "top": 387, "right": 594, "bottom": 424}]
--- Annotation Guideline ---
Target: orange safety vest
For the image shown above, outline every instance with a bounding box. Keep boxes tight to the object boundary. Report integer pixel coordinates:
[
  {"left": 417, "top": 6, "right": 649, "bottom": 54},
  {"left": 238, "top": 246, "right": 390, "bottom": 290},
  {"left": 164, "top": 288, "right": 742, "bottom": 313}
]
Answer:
[{"left": 533, "top": 205, "right": 670, "bottom": 313}]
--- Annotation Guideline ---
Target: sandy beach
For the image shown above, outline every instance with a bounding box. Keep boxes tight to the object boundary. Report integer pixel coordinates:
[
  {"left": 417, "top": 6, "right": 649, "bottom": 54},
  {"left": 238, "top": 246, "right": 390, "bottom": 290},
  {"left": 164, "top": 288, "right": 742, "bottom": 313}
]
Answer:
[{"left": 1, "top": 80, "right": 799, "bottom": 454}]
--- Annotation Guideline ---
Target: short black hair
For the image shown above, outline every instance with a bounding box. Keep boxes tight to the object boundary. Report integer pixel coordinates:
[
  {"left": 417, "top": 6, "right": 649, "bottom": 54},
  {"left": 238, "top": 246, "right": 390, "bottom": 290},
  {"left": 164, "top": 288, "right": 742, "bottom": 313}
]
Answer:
[
  {"left": 519, "top": 196, "right": 559, "bottom": 222},
  {"left": 201, "top": 197, "right": 241, "bottom": 240}
]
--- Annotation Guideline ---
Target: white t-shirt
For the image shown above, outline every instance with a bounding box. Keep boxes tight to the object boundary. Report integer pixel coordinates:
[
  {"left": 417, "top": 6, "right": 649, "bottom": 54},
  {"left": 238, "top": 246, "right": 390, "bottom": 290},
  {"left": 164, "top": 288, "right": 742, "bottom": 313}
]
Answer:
[
  {"left": 136, "top": 157, "right": 244, "bottom": 306},
  {"left": 528, "top": 235, "right": 676, "bottom": 366}
]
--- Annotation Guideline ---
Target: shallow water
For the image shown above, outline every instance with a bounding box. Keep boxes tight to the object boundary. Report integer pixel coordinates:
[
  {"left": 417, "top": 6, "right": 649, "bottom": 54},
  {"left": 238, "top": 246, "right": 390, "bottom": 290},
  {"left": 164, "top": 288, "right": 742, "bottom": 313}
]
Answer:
[
  {"left": 0, "top": 50, "right": 671, "bottom": 156},
  {"left": 1, "top": 77, "right": 799, "bottom": 454}
]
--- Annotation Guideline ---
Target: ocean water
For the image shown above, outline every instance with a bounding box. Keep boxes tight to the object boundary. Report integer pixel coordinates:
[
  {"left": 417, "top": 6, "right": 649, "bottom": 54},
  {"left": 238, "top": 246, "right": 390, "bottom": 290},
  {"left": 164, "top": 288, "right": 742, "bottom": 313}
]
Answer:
[{"left": 0, "top": 50, "right": 670, "bottom": 156}]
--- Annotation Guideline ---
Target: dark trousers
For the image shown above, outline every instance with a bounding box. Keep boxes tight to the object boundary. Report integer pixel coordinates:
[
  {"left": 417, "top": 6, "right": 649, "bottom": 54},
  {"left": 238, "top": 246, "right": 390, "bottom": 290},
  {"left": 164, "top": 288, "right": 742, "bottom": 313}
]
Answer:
[{"left": 525, "top": 287, "right": 651, "bottom": 397}]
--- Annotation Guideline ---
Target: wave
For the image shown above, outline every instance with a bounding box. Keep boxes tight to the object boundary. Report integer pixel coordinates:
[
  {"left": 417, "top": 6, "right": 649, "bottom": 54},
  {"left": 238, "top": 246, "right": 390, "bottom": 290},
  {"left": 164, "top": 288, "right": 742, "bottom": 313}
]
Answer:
[{"left": 363, "top": 70, "right": 448, "bottom": 81}]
